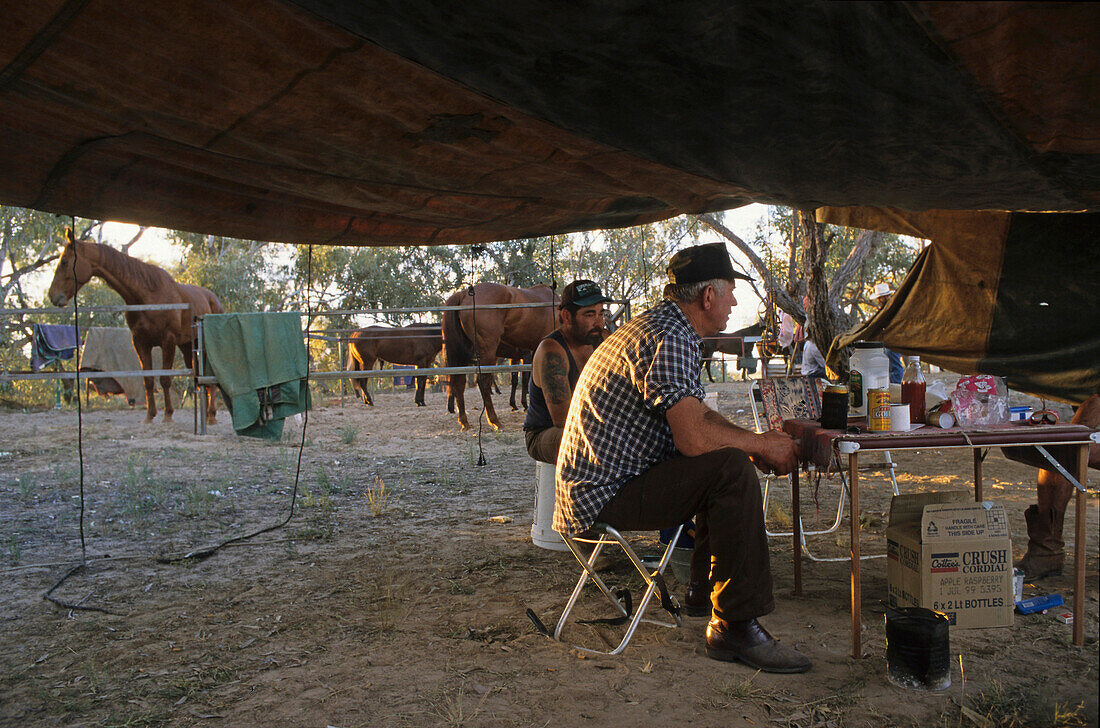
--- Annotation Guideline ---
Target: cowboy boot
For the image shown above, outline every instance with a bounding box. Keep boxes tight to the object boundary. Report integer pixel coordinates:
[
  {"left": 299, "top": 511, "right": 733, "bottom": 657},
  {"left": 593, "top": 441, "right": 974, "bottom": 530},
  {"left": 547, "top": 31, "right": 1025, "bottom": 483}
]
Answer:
[{"left": 1015, "top": 505, "right": 1065, "bottom": 579}]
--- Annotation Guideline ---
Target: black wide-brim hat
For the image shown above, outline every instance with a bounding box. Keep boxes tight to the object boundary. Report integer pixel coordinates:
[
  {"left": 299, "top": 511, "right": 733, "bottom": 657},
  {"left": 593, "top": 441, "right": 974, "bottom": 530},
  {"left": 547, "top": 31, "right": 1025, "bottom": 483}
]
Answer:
[{"left": 666, "top": 242, "right": 753, "bottom": 285}]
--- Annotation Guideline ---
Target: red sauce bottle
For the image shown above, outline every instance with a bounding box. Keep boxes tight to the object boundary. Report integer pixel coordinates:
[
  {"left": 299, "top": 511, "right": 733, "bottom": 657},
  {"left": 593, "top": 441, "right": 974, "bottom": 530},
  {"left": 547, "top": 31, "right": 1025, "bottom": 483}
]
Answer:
[{"left": 901, "top": 356, "right": 926, "bottom": 424}]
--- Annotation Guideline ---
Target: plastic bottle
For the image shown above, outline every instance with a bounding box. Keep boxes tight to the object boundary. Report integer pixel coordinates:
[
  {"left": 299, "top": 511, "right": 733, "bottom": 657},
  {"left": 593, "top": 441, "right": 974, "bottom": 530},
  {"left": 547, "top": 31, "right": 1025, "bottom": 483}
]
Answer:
[
  {"left": 901, "top": 355, "right": 926, "bottom": 424},
  {"left": 849, "top": 342, "right": 889, "bottom": 416}
]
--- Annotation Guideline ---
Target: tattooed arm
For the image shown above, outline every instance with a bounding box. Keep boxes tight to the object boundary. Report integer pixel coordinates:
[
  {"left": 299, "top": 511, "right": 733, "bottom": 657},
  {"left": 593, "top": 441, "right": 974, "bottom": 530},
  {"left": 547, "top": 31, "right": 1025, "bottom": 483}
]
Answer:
[{"left": 531, "top": 338, "right": 573, "bottom": 427}]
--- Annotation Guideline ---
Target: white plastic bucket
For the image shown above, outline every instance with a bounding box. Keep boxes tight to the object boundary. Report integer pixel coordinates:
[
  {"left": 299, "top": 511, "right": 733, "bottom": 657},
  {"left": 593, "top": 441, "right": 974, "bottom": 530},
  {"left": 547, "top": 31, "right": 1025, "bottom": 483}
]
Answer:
[{"left": 531, "top": 461, "right": 568, "bottom": 551}]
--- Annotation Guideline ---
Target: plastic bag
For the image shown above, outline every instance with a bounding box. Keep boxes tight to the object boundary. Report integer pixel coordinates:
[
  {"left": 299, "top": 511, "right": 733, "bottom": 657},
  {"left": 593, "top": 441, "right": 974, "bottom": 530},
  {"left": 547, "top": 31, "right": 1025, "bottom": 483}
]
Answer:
[{"left": 949, "top": 375, "right": 1009, "bottom": 427}]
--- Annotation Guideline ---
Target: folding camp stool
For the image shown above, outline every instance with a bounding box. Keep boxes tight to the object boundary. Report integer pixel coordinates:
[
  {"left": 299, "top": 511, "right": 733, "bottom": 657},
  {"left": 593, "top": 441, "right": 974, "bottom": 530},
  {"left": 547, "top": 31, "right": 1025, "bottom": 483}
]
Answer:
[
  {"left": 749, "top": 376, "right": 900, "bottom": 562},
  {"left": 543, "top": 522, "right": 684, "bottom": 656}
]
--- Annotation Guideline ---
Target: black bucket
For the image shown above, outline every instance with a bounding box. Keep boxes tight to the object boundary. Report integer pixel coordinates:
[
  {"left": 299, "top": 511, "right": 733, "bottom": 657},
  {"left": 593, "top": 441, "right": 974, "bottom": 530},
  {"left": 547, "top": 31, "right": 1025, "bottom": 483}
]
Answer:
[{"left": 885, "top": 607, "right": 951, "bottom": 691}]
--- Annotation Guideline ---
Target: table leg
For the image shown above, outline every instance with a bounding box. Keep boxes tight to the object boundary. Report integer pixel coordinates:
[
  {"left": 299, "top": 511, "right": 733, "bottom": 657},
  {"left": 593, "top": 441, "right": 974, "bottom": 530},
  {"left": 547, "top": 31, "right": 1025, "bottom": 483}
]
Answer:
[
  {"left": 973, "top": 448, "right": 983, "bottom": 502},
  {"left": 850, "top": 452, "right": 861, "bottom": 659},
  {"left": 793, "top": 467, "right": 802, "bottom": 597},
  {"left": 1074, "top": 444, "right": 1087, "bottom": 647}
]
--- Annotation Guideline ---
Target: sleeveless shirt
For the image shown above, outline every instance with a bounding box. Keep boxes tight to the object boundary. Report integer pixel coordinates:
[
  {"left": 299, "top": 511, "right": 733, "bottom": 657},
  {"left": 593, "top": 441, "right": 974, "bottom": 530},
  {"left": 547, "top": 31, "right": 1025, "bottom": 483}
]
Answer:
[{"left": 523, "top": 329, "right": 580, "bottom": 431}]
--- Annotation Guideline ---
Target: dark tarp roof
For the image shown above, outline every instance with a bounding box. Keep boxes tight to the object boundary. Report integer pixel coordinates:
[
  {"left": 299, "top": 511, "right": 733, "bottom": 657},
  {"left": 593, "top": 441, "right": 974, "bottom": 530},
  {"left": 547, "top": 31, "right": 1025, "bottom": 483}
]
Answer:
[{"left": 2, "top": 1, "right": 1099, "bottom": 245}]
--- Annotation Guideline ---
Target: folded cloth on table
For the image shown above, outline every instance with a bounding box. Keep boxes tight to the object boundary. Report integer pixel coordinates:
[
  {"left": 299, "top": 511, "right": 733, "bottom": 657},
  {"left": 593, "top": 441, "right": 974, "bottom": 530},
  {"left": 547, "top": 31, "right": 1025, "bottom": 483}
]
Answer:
[
  {"left": 201, "top": 312, "right": 310, "bottom": 440},
  {"left": 31, "top": 324, "right": 79, "bottom": 371}
]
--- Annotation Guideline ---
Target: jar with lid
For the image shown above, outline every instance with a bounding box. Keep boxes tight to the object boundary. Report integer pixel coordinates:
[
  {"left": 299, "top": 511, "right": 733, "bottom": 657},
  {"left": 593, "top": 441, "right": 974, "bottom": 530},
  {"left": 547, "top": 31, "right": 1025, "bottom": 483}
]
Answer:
[
  {"left": 901, "top": 355, "right": 926, "bottom": 424},
  {"left": 848, "top": 342, "right": 890, "bottom": 416}
]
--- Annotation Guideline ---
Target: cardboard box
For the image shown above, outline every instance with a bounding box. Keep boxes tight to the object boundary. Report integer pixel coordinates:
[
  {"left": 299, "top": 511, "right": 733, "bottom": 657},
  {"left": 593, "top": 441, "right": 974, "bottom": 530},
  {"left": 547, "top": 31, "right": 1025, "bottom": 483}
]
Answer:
[{"left": 886, "top": 491, "right": 1014, "bottom": 629}]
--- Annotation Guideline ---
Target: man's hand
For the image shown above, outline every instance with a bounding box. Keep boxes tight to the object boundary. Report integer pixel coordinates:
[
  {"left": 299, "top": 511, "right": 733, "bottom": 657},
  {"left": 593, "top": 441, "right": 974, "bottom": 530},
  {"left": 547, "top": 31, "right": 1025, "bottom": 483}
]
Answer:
[{"left": 750, "top": 430, "right": 801, "bottom": 476}]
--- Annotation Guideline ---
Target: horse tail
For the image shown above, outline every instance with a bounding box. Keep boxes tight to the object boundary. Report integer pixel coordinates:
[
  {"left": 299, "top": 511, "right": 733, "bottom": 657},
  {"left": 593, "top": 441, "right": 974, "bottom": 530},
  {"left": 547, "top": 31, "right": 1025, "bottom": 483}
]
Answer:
[
  {"left": 206, "top": 289, "right": 224, "bottom": 315},
  {"left": 346, "top": 331, "right": 363, "bottom": 371},
  {"left": 442, "top": 291, "right": 475, "bottom": 367}
]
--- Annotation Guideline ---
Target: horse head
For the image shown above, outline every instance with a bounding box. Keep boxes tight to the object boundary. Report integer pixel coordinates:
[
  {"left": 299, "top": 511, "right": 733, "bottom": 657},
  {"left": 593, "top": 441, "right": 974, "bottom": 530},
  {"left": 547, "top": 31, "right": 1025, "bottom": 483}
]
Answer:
[{"left": 47, "top": 229, "right": 93, "bottom": 307}]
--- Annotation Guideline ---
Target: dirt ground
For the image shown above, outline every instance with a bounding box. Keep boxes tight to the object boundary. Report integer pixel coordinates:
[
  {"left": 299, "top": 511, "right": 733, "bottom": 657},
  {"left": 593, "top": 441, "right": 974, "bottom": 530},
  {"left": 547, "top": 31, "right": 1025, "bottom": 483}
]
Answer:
[{"left": 1, "top": 375, "right": 1097, "bottom": 728}]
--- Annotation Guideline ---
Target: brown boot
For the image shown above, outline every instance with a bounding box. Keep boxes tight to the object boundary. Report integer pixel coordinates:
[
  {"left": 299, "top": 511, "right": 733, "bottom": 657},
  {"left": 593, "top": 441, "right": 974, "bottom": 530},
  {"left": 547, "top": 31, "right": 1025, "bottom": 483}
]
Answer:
[{"left": 1015, "top": 505, "right": 1065, "bottom": 579}]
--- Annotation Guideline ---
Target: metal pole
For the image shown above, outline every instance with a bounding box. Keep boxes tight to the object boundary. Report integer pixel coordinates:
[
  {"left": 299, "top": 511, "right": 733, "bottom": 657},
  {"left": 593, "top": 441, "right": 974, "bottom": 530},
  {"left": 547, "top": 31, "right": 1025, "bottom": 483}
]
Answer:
[{"left": 197, "top": 315, "right": 207, "bottom": 436}]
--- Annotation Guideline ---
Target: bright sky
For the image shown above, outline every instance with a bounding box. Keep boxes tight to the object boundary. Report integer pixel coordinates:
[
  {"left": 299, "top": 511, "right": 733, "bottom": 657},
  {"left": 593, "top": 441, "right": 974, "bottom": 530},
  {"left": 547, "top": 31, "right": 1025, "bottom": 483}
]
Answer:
[{"left": 98, "top": 204, "right": 773, "bottom": 331}]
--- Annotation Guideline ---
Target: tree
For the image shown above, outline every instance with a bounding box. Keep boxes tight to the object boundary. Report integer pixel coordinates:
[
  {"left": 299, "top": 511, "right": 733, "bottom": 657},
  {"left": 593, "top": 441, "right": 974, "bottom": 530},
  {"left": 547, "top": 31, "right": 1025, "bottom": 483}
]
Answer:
[{"left": 699, "top": 207, "right": 918, "bottom": 374}]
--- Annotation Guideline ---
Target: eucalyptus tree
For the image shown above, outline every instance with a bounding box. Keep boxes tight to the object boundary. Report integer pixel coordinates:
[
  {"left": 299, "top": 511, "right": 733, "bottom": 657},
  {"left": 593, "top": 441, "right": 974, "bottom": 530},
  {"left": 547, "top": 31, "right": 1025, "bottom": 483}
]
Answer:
[{"left": 699, "top": 207, "right": 919, "bottom": 373}]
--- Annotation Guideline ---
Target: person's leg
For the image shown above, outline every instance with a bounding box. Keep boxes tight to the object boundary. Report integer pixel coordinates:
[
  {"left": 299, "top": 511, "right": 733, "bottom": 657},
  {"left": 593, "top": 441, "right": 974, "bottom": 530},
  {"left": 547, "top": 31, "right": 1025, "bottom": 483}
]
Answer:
[
  {"left": 596, "top": 447, "right": 808, "bottom": 672},
  {"left": 595, "top": 448, "right": 774, "bottom": 621},
  {"left": 524, "top": 427, "right": 563, "bottom": 464},
  {"left": 1019, "top": 394, "right": 1100, "bottom": 578}
]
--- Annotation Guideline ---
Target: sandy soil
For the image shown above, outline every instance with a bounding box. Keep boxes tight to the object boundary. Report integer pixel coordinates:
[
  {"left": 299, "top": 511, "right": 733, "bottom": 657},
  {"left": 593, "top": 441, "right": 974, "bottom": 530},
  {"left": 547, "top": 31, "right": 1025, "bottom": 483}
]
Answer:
[{"left": 0, "top": 376, "right": 1096, "bottom": 728}]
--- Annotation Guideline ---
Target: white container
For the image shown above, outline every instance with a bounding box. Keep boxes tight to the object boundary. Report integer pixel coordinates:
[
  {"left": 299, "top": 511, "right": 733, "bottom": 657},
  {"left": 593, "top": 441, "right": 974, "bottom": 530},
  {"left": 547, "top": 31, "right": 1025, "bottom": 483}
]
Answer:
[
  {"left": 890, "top": 403, "right": 910, "bottom": 431},
  {"left": 849, "top": 342, "right": 890, "bottom": 416},
  {"left": 531, "top": 461, "right": 568, "bottom": 551}
]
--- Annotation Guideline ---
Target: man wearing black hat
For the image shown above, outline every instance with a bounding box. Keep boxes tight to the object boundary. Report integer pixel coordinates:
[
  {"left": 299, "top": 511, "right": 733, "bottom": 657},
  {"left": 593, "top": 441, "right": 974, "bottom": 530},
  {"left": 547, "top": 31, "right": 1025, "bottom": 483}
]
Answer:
[
  {"left": 524, "top": 280, "right": 613, "bottom": 463},
  {"left": 555, "top": 243, "right": 811, "bottom": 673}
]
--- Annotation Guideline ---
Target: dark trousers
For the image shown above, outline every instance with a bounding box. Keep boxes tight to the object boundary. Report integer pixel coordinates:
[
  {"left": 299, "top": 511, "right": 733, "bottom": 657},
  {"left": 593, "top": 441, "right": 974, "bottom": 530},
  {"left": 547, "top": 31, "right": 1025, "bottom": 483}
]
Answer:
[
  {"left": 595, "top": 448, "right": 775, "bottom": 622},
  {"left": 525, "top": 427, "right": 563, "bottom": 464}
]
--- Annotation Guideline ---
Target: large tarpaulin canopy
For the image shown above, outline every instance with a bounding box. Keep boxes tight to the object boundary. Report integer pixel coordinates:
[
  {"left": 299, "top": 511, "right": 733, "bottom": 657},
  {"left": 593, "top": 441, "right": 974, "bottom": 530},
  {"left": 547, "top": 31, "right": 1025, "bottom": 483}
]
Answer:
[{"left": 1, "top": 1, "right": 1098, "bottom": 245}]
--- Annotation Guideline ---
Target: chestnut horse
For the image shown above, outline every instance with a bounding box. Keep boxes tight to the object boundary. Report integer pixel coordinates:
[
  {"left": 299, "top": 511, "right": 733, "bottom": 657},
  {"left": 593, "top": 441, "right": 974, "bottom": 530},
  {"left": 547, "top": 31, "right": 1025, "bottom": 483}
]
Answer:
[
  {"left": 442, "top": 283, "right": 557, "bottom": 430},
  {"left": 47, "top": 230, "right": 222, "bottom": 424},
  {"left": 347, "top": 323, "right": 442, "bottom": 406}
]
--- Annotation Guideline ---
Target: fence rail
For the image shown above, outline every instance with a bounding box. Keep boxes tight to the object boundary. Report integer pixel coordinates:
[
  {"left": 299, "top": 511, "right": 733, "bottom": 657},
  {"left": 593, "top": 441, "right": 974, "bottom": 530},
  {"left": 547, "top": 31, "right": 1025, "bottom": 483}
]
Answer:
[{"left": 0, "top": 303, "right": 191, "bottom": 315}]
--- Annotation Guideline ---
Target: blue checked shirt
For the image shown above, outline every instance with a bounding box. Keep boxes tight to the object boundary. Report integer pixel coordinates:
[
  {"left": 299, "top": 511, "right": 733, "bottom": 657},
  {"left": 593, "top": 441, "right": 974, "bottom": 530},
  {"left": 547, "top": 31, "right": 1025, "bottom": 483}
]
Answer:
[{"left": 554, "top": 300, "right": 706, "bottom": 533}]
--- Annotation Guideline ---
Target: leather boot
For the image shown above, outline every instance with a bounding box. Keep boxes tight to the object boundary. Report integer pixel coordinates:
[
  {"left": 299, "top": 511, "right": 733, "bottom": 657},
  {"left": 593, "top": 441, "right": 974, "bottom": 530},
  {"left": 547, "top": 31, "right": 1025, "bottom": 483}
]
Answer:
[
  {"left": 706, "top": 618, "right": 811, "bottom": 673},
  {"left": 683, "top": 581, "right": 711, "bottom": 618},
  {"left": 1015, "top": 505, "right": 1065, "bottom": 579}
]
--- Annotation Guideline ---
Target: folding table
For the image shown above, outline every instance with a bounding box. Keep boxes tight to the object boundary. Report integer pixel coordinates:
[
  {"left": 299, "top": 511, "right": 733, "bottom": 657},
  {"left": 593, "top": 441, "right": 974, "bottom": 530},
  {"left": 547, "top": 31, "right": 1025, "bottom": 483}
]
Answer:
[{"left": 781, "top": 419, "right": 1097, "bottom": 657}]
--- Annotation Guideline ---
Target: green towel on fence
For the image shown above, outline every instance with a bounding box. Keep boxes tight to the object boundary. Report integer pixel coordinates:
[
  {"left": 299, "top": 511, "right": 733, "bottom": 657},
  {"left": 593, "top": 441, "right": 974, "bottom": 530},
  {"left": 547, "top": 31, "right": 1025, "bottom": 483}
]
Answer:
[{"left": 202, "top": 312, "right": 310, "bottom": 440}]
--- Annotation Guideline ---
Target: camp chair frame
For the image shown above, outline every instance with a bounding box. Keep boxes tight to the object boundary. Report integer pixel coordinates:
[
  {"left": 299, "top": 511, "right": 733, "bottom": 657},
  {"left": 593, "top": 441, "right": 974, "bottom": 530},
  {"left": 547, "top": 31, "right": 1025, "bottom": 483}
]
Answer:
[
  {"left": 749, "top": 376, "right": 899, "bottom": 562},
  {"left": 552, "top": 522, "right": 683, "bottom": 656}
]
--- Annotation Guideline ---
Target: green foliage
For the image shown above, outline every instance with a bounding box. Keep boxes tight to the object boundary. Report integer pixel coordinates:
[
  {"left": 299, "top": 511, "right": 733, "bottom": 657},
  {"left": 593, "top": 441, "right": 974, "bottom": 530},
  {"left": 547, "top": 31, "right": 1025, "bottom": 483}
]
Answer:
[
  {"left": 749, "top": 205, "right": 918, "bottom": 316},
  {"left": 168, "top": 231, "right": 293, "bottom": 313}
]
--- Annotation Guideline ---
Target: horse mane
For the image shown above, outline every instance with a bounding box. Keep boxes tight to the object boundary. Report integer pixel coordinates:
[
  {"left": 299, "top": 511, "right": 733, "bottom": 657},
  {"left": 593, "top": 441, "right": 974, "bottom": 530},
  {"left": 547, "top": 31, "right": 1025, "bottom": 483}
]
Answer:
[{"left": 85, "top": 240, "right": 174, "bottom": 294}]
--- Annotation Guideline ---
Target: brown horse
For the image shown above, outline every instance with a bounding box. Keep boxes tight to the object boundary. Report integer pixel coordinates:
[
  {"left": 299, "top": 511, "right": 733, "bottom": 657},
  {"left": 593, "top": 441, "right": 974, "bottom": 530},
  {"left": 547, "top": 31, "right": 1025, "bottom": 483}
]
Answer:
[
  {"left": 701, "top": 321, "right": 764, "bottom": 382},
  {"left": 47, "top": 230, "right": 223, "bottom": 424},
  {"left": 347, "top": 323, "right": 442, "bottom": 406},
  {"left": 442, "top": 283, "right": 557, "bottom": 430}
]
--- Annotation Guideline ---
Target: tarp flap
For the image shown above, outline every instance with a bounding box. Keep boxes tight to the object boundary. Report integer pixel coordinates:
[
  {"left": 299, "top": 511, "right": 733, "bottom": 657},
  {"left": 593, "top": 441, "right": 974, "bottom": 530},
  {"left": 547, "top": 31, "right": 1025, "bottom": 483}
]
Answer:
[
  {"left": 828, "top": 210, "right": 1100, "bottom": 405},
  {"left": 1, "top": 2, "right": 1098, "bottom": 244}
]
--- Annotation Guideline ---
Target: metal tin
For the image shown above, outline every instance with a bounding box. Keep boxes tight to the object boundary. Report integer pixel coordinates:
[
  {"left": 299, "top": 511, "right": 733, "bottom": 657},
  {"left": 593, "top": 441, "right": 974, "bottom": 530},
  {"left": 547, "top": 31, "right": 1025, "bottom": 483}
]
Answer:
[{"left": 868, "top": 387, "right": 891, "bottom": 431}]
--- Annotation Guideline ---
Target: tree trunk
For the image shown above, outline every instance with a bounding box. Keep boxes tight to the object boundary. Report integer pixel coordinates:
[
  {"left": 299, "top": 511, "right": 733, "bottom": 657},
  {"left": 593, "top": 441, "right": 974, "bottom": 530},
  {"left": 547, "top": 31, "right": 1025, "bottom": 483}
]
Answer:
[{"left": 798, "top": 211, "right": 854, "bottom": 377}]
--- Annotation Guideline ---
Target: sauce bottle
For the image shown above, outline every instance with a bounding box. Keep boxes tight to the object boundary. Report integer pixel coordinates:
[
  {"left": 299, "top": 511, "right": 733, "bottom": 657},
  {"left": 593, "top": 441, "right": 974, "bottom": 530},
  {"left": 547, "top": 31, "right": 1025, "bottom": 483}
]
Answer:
[{"left": 901, "top": 356, "right": 926, "bottom": 424}]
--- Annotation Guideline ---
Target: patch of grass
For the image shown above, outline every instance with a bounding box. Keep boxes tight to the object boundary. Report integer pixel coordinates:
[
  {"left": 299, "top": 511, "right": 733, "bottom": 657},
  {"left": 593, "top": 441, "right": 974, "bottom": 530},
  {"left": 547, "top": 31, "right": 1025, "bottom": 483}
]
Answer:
[
  {"left": 708, "top": 670, "right": 782, "bottom": 709},
  {"left": 315, "top": 468, "right": 348, "bottom": 496},
  {"left": 766, "top": 501, "right": 792, "bottom": 530},
  {"left": 366, "top": 476, "right": 391, "bottom": 517},
  {"left": 300, "top": 489, "right": 331, "bottom": 512},
  {"left": 292, "top": 524, "right": 334, "bottom": 541},
  {"left": 429, "top": 683, "right": 489, "bottom": 728},
  {"left": 101, "top": 709, "right": 174, "bottom": 727},
  {"left": 181, "top": 483, "right": 220, "bottom": 517},
  {"left": 156, "top": 664, "right": 240, "bottom": 702},
  {"left": 949, "top": 682, "right": 1087, "bottom": 728},
  {"left": 118, "top": 454, "right": 163, "bottom": 519},
  {"left": 337, "top": 424, "right": 359, "bottom": 445},
  {"left": 5, "top": 534, "right": 20, "bottom": 562},
  {"left": 16, "top": 472, "right": 35, "bottom": 500}
]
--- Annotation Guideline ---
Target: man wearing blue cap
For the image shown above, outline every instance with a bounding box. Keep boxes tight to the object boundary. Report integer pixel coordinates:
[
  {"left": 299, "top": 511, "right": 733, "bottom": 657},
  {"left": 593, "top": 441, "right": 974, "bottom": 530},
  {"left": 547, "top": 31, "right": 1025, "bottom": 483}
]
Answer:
[{"left": 555, "top": 243, "right": 811, "bottom": 674}]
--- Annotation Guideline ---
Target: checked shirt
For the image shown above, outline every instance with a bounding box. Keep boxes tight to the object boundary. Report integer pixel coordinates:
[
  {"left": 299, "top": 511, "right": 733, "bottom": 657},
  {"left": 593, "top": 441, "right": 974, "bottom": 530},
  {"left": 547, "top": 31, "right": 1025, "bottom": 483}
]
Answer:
[{"left": 554, "top": 299, "right": 706, "bottom": 533}]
